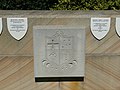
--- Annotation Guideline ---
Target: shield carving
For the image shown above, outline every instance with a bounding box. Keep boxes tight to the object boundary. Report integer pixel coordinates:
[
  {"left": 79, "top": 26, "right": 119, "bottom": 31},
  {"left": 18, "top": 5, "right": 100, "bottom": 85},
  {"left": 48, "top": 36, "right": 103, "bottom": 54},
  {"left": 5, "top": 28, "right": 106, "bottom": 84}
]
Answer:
[
  {"left": 116, "top": 18, "right": 120, "bottom": 37},
  {"left": 7, "top": 18, "right": 28, "bottom": 40},
  {"left": 91, "top": 18, "right": 111, "bottom": 40},
  {"left": 33, "top": 25, "right": 85, "bottom": 82},
  {"left": 46, "top": 31, "right": 73, "bottom": 66},
  {"left": 0, "top": 18, "right": 2, "bottom": 35}
]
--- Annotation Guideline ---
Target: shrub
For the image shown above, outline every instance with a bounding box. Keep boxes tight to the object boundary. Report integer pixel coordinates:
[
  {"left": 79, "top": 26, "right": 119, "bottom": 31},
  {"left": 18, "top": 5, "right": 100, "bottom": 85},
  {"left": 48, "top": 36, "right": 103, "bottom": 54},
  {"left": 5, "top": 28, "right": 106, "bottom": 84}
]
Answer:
[
  {"left": 0, "top": 0, "right": 58, "bottom": 10},
  {"left": 0, "top": 0, "right": 120, "bottom": 10},
  {"left": 51, "top": 0, "right": 120, "bottom": 10}
]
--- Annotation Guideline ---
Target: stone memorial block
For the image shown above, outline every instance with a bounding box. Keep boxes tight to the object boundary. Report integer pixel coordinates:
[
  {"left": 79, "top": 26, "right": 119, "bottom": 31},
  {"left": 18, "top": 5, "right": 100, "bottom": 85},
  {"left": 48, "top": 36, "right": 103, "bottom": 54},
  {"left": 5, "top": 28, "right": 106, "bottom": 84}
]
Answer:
[{"left": 33, "top": 25, "right": 85, "bottom": 82}]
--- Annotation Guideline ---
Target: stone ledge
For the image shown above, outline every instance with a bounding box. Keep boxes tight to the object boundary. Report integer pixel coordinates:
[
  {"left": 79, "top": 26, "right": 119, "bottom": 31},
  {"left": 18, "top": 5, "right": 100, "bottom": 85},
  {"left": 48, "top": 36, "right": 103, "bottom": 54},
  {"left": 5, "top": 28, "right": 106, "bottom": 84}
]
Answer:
[{"left": 0, "top": 10, "right": 120, "bottom": 18}]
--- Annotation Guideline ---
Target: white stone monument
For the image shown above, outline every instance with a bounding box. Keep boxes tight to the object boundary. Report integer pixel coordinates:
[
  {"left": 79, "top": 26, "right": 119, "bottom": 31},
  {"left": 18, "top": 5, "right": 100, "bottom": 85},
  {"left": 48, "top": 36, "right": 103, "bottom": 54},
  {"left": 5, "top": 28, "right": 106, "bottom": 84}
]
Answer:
[{"left": 33, "top": 25, "right": 85, "bottom": 82}]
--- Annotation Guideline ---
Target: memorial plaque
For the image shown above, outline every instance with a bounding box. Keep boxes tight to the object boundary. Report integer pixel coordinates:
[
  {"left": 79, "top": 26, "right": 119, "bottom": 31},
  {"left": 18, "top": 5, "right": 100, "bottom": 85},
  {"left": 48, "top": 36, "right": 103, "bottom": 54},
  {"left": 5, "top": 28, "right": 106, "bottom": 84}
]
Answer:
[
  {"left": 0, "top": 18, "right": 2, "bottom": 35},
  {"left": 33, "top": 25, "right": 85, "bottom": 82},
  {"left": 91, "top": 18, "right": 111, "bottom": 40},
  {"left": 116, "top": 18, "right": 120, "bottom": 37},
  {"left": 7, "top": 18, "right": 28, "bottom": 40}
]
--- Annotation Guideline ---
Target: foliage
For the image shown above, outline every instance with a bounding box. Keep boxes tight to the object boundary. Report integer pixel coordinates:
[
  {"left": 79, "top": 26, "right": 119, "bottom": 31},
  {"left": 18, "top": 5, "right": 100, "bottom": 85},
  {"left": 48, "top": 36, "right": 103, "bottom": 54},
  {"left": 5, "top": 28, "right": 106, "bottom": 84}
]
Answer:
[
  {"left": 0, "top": 0, "right": 120, "bottom": 10},
  {"left": 0, "top": 0, "right": 58, "bottom": 10},
  {"left": 51, "top": 0, "right": 120, "bottom": 10}
]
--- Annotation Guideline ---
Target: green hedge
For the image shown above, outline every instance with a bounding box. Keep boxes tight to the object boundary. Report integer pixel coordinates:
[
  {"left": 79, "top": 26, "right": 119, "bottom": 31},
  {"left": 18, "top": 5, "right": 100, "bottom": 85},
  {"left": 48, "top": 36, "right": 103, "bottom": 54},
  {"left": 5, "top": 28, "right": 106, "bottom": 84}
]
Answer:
[
  {"left": 51, "top": 0, "right": 120, "bottom": 10},
  {"left": 0, "top": 0, "right": 120, "bottom": 10},
  {"left": 0, "top": 0, "right": 58, "bottom": 10}
]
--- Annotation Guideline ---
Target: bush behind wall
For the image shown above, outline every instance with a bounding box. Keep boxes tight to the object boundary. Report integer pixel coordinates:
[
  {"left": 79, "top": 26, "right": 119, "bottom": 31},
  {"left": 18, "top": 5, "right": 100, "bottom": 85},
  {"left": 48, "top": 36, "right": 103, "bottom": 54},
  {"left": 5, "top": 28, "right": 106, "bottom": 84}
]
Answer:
[
  {"left": 0, "top": 0, "right": 58, "bottom": 10},
  {"left": 51, "top": 0, "right": 120, "bottom": 10},
  {"left": 0, "top": 0, "right": 120, "bottom": 10}
]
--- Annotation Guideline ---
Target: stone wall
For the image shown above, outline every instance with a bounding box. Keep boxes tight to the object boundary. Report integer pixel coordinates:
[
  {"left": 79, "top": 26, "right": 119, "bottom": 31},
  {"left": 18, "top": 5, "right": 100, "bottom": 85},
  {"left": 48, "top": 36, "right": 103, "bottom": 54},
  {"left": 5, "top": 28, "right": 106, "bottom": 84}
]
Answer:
[{"left": 0, "top": 11, "right": 120, "bottom": 90}]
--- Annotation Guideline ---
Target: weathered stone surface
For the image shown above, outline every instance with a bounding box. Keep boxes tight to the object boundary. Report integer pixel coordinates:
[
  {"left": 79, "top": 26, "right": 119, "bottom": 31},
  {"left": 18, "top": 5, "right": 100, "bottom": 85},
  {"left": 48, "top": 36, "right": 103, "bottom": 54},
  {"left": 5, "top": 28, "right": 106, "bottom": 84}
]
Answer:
[
  {"left": 0, "top": 11, "right": 120, "bottom": 55},
  {"left": 1, "top": 11, "right": 120, "bottom": 90}
]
